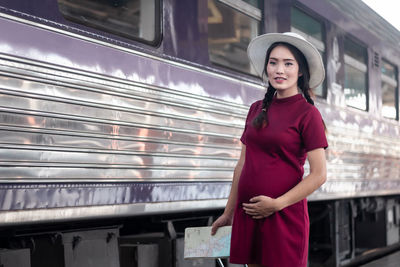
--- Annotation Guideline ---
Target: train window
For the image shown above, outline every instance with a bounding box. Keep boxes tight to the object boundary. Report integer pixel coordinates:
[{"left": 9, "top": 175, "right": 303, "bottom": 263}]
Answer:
[
  {"left": 57, "top": 0, "right": 159, "bottom": 44},
  {"left": 381, "top": 60, "right": 398, "bottom": 119},
  {"left": 207, "top": 0, "right": 261, "bottom": 75},
  {"left": 240, "top": 0, "right": 260, "bottom": 7},
  {"left": 291, "top": 7, "right": 326, "bottom": 97},
  {"left": 344, "top": 37, "right": 368, "bottom": 110}
]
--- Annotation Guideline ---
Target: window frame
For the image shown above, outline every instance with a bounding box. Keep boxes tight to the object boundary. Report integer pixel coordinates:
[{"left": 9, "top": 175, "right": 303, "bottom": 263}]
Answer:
[
  {"left": 290, "top": 6, "right": 327, "bottom": 99},
  {"left": 218, "top": 0, "right": 262, "bottom": 21},
  {"left": 57, "top": 0, "right": 162, "bottom": 46},
  {"left": 207, "top": 0, "right": 263, "bottom": 76},
  {"left": 343, "top": 36, "right": 369, "bottom": 111},
  {"left": 381, "top": 58, "right": 399, "bottom": 120}
]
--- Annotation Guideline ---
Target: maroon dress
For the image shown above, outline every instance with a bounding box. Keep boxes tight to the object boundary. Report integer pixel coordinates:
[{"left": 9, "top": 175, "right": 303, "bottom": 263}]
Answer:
[{"left": 230, "top": 94, "right": 328, "bottom": 267}]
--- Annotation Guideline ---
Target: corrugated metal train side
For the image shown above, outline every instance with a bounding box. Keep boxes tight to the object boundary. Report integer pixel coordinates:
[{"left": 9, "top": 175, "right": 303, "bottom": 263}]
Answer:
[{"left": 0, "top": 0, "right": 400, "bottom": 266}]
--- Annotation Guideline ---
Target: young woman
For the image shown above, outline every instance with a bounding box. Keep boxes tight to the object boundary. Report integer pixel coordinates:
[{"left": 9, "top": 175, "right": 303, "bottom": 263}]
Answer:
[{"left": 211, "top": 32, "right": 328, "bottom": 267}]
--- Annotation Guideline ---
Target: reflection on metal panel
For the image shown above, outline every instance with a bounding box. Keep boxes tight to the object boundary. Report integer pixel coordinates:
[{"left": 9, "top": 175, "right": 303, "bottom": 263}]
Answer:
[
  {"left": 1, "top": 54, "right": 400, "bottom": 188},
  {"left": 308, "top": 122, "right": 400, "bottom": 200},
  {"left": 0, "top": 167, "right": 233, "bottom": 182},
  {"left": 310, "top": 178, "right": 400, "bottom": 201},
  {"left": 0, "top": 199, "right": 229, "bottom": 226},
  {"left": 0, "top": 55, "right": 244, "bottom": 183},
  {"left": 0, "top": 182, "right": 232, "bottom": 211}
]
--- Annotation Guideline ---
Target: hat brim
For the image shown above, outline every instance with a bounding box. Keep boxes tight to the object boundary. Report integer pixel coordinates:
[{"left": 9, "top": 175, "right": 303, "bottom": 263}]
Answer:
[{"left": 247, "top": 32, "right": 325, "bottom": 89}]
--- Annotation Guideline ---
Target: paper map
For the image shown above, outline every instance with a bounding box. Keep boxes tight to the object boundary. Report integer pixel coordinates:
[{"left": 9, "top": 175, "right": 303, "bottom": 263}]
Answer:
[{"left": 184, "top": 226, "right": 231, "bottom": 259}]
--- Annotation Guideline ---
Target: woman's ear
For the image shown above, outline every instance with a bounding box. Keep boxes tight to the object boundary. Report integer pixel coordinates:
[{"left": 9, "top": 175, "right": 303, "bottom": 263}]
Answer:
[{"left": 298, "top": 72, "right": 303, "bottom": 77}]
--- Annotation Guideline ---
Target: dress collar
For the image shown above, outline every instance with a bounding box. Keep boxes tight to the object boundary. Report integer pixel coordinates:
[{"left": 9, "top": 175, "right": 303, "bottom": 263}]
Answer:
[{"left": 272, "top": 93, "right": 304, "bottom": 104}]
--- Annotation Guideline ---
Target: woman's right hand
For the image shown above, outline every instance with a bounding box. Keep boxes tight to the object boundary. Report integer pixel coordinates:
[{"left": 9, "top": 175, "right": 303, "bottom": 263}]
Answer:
[{"left": 211, "top": 213, "right": 233, "bottom": 235}]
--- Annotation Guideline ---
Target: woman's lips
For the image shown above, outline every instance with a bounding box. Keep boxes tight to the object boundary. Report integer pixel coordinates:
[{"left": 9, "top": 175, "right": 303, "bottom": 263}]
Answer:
[{"left": 274, "top": 77, "right": 286, "bottom": 83}]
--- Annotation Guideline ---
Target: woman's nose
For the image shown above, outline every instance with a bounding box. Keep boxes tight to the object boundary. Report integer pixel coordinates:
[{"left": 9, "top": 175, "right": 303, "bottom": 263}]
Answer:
[{"left": 276, "top": 64, "right": 284, "bottom": 74}]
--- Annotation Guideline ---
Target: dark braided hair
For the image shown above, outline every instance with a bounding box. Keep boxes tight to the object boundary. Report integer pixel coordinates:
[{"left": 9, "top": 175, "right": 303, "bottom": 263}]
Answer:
[{"left": 252, "top": 42, "right": 324, "bottom": 129}]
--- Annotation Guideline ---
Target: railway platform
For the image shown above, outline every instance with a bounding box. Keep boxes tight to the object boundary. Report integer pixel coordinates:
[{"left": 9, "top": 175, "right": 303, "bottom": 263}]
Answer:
[{"left": 360, "top": 250, "right": 400, "bottom": 267}]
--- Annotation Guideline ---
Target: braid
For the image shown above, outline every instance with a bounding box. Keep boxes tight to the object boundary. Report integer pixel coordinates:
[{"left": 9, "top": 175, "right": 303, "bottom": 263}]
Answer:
[
  {"left": 301, "top": 87, "right": 327, "bottom": 132},
  {"left": 302, "top": 89, "right": 314, "bottom": 105},
  {"left": 252, "top": 84, "right": 276, "bottom": 129}
]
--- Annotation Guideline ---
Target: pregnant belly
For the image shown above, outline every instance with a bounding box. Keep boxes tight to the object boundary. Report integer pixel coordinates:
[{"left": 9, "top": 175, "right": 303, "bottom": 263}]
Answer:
[{"left": 237, "top": 168, "right": 301, "bottom": 203}]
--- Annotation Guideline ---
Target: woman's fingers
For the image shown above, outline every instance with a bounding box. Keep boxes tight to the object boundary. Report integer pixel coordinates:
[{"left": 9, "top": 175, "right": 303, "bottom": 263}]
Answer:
[
  {"left": 242, "top": 202, "right": 256, "bottom": 208},
  {"left": 211, "top": 223, "right": 219, "bottom": 235},
  {"left": 211, "top": 214, "right": 232, "bottom": 235},
  {"left": 242, "top": 206, "right": 258, "bottom": 214},
  {"left": 244, "top": 210, "right": 258, "bottom": 216},
  {"left": 244, "top": 207, "right": 265, "bottom": 216},
  {"left": 211, "top": 218, "right": 224, "bottom": 235},
  {"left": 244, "top": 205, "right": 274, "bottom": 218},
  {"left": 243, "top": 203, "right": 263, "bottom": 213}
]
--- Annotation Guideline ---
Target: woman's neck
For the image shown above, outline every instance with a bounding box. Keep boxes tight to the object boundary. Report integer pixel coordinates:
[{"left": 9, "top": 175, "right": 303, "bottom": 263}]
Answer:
[{"left": 275, "top": 88, "right": 300, "bottom": 99}]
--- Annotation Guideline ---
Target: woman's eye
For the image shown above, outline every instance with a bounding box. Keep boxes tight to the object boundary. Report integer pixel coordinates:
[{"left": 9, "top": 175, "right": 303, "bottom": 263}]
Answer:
[
  {"left": 285, "top": 62, "right": 293, "bottom": 66},
  {"left": 269, "top": 61, "right": 276, "bottom": 65}
]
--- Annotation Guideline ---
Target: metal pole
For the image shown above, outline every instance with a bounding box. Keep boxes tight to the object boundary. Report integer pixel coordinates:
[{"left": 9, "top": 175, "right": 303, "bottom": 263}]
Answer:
[
  {"left": 216, "top": 258, "right": 225, "bottom": 267},
  {"left": 216, "top": 258, "right": 248, "bottom": 267}
]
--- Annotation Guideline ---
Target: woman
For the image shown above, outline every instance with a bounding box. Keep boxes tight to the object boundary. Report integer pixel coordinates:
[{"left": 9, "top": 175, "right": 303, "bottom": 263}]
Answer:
[{"left": 211, "top": 32, "right": 328, "bottom": 267}]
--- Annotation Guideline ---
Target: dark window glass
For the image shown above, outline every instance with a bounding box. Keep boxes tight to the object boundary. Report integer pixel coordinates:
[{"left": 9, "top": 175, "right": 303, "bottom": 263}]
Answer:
[
  {"left": 344, "top": 38, "right": 366, "bottom": 64},
  {"left": 344, "top": 37, "right": 368, "bottom": 110},
  {"left": 208, "top": 0, "right": 260, "bottom": 75},
  {"left": 382, "top": 60, "right": 397, "bottom": 78},
  {"left": 291, "top": 7, "right": 325, "bottom": 97},
  {"left": 242, "top": 0, "right": 260, "bottom": 7},
  {"left": 291, "top": 7, "right": 322, "bottom": 41},
  {"left": 381, "top": 60, "right": 398, "bottom": 119},
  {"left": 344, "top": 65, "right": 367, "bottom": 110},
  {"left": 58, "top": 0, "right": 159, "bottom": 44}
]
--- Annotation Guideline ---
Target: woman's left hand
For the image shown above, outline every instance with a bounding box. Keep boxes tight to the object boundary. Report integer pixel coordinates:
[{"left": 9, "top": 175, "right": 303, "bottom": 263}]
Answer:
[{"left": 242, "top": 196, "right": 283, "bottom": 219}]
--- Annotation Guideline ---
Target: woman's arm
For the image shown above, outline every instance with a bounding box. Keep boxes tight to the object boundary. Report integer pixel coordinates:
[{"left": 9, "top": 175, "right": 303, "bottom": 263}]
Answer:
[
  {"left": 242, "top": 148, "right": 326, "bottom": 219},
  {"left": 211, "top": 144, "right": 246, "bottom": 235}
]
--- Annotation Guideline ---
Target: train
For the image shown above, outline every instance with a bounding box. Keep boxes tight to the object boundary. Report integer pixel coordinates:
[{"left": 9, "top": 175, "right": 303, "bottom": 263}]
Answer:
[{"left": 0, "top": 0, "right": 399, "bottom": 266}]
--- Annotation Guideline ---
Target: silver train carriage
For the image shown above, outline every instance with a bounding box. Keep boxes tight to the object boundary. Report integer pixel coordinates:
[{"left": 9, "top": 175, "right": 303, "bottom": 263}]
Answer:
[{"left": 0, "top": 0, "right": 399, "bottom": 267}]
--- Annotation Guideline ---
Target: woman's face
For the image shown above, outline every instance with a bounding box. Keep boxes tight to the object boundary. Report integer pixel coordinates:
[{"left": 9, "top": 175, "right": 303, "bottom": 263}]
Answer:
[{"left": 266, "top": 45, "right": 301, "bottom": 96}]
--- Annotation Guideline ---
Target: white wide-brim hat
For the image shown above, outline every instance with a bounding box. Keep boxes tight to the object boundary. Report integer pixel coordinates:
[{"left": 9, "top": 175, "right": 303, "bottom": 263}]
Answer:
[{"left": 247, "top": 32, "right": 325, "bottom": 89}]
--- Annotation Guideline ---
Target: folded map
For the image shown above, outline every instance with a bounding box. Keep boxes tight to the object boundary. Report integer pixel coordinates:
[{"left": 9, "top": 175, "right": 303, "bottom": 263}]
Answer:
[{"left": 184, "top": 226, "right": 232, "bottom": 259}]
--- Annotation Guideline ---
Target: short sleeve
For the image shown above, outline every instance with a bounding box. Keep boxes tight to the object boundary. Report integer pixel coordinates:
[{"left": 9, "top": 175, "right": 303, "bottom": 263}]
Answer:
[
  {"left": 240, "top": 101, "right": 259, "bottom": 145},
  {"left": 240, "top": 121, "right": 248, "bottom": 145},
  {"left": 300, "top": 106, "right": 328, "bottom": 152}
]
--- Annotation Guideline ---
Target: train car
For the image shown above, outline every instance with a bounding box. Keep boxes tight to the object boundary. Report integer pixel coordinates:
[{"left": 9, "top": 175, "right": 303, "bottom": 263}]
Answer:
[{"left": 0, "top": 0, "right": 399, "bottom": 266}]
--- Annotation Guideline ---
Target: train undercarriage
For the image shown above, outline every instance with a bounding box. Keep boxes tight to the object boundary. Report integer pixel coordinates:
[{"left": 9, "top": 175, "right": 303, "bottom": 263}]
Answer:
[{"left": 0, "top": 196, "right": 399, "bottom": 267}]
